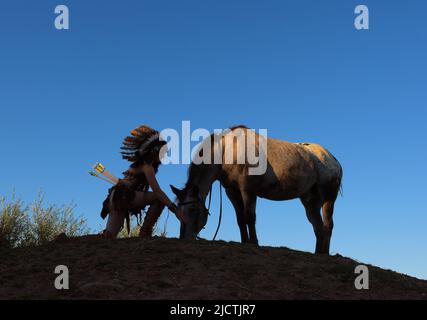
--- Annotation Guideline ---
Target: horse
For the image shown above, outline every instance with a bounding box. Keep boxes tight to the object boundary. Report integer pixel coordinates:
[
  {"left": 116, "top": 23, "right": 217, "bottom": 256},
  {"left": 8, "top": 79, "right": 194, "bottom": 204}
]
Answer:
[{"left": 170, "top": 126, "right": 343, "bottom": 254}]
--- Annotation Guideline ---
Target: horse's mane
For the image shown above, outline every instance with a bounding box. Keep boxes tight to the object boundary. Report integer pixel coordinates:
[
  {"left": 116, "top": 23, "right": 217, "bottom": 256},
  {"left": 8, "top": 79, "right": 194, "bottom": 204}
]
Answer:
[{"left": 184, "top": 125, "right": 248, "bottom": 190}]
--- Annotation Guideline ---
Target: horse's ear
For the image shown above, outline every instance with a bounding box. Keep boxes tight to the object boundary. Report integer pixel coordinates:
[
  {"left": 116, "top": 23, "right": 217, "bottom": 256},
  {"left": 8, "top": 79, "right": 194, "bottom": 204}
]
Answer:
[{"left": 170, "top": 185, "right": 184, "bottom": 199}]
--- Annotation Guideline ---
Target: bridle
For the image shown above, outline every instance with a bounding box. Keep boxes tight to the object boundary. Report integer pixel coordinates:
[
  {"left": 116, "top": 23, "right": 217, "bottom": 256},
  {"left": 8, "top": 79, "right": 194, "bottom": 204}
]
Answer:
[
  {"left": 178, "top": 184, "right": 212, "bottom": 213},
  {"left": 178, "top": 199, "right": 209, "bottom": 209},
  {"left": 178, "top": 197, "right": 210, "bottom": 220},
  {"left": 177, "top": 183, "right": 223, "bottom": 240}
]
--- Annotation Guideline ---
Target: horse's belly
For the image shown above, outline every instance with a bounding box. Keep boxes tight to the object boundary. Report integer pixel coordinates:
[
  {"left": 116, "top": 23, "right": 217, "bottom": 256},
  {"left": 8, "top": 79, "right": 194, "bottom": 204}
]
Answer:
[
  {"left": 254, "top": 178, "right": 313, "bottom": 201},
  {"left": 257, "top": 190, "right": 299, "bottom": 201}
]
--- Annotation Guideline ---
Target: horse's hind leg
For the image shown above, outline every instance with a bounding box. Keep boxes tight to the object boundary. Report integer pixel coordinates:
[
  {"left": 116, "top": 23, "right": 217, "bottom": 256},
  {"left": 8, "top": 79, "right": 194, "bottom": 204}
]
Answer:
[
  {"left": 301, "top": 196, "right": 325, "bottom": 254},
  {"left": 321, "top": 200, "right": 335, "bottom": 254},
  {"left": 241, "top": 191, "right": 258, "bottom": 245},
  {"left": 320, "top": 179, "right": 340, "bottom": 254},
  {"left": 225, "top": 188, "right": 249, "bottom": 243}
]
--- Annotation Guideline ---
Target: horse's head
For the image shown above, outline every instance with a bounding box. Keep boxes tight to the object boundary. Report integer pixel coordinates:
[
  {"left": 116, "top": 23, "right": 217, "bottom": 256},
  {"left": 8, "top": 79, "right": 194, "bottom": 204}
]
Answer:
[{"left": 170, "top": 184, "right": 209, "bottom": 240}]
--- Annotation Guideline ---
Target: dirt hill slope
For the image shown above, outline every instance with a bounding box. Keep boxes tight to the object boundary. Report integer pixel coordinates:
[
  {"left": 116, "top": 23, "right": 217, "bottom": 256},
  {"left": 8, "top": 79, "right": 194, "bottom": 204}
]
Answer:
[{"left": 1, "top": 236, "right": 426, "bottom": 300}]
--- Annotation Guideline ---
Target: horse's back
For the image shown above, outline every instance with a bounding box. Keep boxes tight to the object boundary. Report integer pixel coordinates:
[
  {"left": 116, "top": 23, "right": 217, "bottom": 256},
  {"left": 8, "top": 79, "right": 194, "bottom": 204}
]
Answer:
[{"left": 219, "top": 128, "right": 342, "bottom": 200}]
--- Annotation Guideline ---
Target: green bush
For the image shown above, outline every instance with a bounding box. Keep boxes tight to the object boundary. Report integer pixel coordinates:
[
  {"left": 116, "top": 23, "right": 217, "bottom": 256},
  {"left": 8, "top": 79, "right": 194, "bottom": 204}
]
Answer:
[
  {"left": 0, "top": 193, "right": 91, "bottom": 248},
  {"left": 0, "top": 196, "right": 32, "bottom": 248}
]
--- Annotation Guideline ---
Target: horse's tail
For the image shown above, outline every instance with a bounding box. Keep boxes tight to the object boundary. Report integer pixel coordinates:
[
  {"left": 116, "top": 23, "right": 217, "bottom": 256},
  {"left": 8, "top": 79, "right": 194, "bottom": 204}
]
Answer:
[
  {"left": 338, "top": 179, "right": 343, "bottom": 197},
  {"left": 337, "top": 164, "right": 343, "bottom": 197},
  {"left": 328, "top": 152, "right": 343, "bottom": 198}
]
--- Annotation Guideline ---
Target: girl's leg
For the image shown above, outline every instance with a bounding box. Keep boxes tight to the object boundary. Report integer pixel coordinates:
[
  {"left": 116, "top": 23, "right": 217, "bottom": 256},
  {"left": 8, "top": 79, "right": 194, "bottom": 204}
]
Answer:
[
  {"left": 104, "top": 210, "right": 125, "bottom": 238},
  {"left": 102, "top": 191, "right": 164, "bottom": 239},
  {"left": 102, "top": 191, "right": 152, "bottom": 238},
  {"left": 130, "top": 191, "right": 157, "bottom": 209},
  {"left": 139, "top": 199, "right": 165, "bottom": 238},
  {"left": 130, "top": 191, "right": 165, "bottom": 238}
]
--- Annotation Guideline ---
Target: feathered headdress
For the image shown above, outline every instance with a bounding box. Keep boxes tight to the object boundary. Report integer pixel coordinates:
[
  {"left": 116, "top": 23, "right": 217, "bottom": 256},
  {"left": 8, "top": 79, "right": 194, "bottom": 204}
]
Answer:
[{"left": 120, "top": 125, "right": 166, "bottom": 162}]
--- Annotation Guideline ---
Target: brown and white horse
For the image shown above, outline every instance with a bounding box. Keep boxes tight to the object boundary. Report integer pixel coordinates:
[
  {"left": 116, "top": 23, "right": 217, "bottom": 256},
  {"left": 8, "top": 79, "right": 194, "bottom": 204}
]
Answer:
[{"left": 171, "top": 126, "right": 342, "bottom": 254}]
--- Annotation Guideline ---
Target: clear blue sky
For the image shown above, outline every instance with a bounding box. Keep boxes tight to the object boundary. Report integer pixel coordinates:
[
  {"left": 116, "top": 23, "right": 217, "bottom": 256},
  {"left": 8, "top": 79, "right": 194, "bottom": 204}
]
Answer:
[{"left": 1, "top": 1, "right": 426, "bottom": 280}]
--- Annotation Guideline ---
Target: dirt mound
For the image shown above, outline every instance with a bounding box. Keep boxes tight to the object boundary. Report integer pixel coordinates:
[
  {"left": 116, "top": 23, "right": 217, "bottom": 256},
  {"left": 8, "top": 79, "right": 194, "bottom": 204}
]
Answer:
[{"left": 1, "top": 236, "right": 426, "bottom": 299}]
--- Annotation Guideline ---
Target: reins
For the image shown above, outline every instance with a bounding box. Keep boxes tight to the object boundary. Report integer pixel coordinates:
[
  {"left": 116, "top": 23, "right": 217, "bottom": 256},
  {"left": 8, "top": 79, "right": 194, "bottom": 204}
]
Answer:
[{"left": 212, "top": 182, "right": 223, "bottom": 241}]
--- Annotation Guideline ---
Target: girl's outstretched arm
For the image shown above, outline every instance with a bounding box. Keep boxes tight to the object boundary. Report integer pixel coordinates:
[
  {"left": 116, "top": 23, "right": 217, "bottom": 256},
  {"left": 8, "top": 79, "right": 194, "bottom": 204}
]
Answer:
[{"left": 142, "top": 164, "right": 187, "bottom": 224}]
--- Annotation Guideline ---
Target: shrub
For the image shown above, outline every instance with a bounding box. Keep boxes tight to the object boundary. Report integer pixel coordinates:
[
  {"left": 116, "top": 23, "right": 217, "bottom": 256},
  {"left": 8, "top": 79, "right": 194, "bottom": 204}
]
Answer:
[
  {"left": 0, "top": 193, "right": 91, "bottom": 248},
  {"left": 0, "top": 196, "right": 32, "bottom": 248}
]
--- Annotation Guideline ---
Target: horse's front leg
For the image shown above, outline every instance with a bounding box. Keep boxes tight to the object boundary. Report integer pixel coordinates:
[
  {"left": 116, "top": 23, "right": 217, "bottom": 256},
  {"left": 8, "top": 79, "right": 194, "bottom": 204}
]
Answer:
[
  {"left": 241, "top": 192, "right": 258, "bottom": 245},
  {"left": 225, "top": 188, "right": 249, "bottom": 243}
]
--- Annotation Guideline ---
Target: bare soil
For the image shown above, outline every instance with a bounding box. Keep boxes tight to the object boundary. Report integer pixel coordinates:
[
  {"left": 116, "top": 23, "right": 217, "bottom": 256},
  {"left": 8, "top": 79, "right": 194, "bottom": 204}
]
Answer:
[{"left": 1, "top": 235, "right": 426, "bottom": 300}]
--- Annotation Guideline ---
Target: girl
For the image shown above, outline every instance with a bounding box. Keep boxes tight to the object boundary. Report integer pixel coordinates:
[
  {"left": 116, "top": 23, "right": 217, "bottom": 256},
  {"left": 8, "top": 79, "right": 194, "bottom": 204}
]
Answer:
[{"left": 100, "top": 125, "right": 186, "bottom": 238}]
